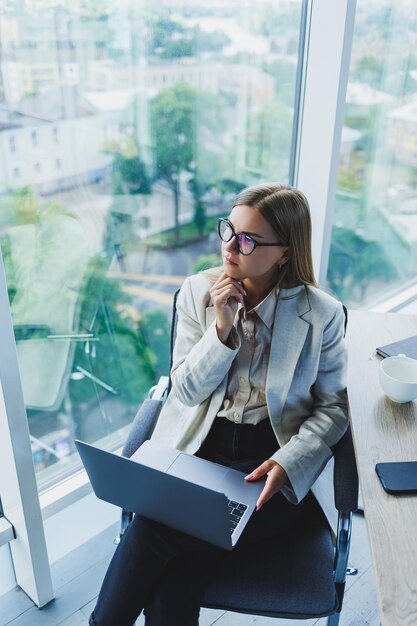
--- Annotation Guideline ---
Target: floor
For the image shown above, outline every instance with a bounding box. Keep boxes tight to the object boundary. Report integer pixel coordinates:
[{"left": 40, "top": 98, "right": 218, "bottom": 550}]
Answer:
[{"left": 0, "top": 513, "right": 380, "bottom": 626}]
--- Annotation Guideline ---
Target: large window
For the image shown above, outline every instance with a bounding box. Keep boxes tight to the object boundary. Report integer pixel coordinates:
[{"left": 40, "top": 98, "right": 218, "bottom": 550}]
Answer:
[
  {"left": 328, "top": 1, "right": 417, "bottom": 309},
  {"left": 0, "top": 1, "right": 302, "bottom": 490}
]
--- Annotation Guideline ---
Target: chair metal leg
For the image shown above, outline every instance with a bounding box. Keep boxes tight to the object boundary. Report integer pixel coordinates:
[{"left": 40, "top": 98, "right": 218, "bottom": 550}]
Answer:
[
  {"left": 327, "top": 612, "right": 341, "bottom": 626},
  {"left": 114, "top": 509, "right": 133, "bottom": 545},
  {"left": 334, "top": 511, "right": 352, "bottom": 581},
  {"left": 329, "top": 510, "right": 354, "bottom": 624}
]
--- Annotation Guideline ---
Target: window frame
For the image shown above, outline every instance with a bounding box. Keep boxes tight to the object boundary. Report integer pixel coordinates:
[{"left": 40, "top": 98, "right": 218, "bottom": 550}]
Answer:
[
  {"left": 0, "top": 253, "right": 53, "bottom": 607},
  {"left": 292, "top": 0, "right": 357, "bottom": 284}
]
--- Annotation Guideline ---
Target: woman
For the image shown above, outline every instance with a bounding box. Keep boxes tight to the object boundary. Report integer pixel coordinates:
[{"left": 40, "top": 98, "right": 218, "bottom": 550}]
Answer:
[{"left": 90, "top": 182, "right": 348, "bottom": 626}]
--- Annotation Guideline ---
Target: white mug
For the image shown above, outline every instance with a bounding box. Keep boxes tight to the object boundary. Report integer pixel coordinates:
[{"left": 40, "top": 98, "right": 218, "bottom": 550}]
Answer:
[{"left": 379, "top": 354, "right": 417, "bottom": 403}]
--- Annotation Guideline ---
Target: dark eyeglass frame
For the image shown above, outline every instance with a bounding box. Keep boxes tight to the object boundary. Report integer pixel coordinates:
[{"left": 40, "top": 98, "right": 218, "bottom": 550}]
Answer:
[{"left": 217, "top": 218, "right": 287, "bottom": 256}]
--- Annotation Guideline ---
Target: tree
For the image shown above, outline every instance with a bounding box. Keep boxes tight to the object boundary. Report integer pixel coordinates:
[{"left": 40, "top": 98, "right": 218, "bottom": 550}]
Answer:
[
  {"left": 0, "top": 188, "right": 76, "bottom": 302},
  {"left": 243, "top": 99, "right": 293, "bottom": 182},
  {"left": 149, "top": 17, "right": 230, "bottom": 59},
  {"left": 69, "top": 260, "right": 170, "bottom": 409},
  {"left": 192, "top": 253, "right": 222, "bottom": 273},
  {"left": 151, "top": 83, "right": 234, "bottom": 241},
  {"left": 112, "top": 153, "right": 151, "bottom": 196},
  {"left": 103, "top": 139, "right": 151, "bottom": 266},
  {"left": 352, "top": 55, "right": 385, "bottom": 91},
  {"left": 327, "top": 227, "right": 397, "bottom": 304},
  {"left": 151, "top": 82, "right": 196, "bottom": 242},
  {"left": 187, "top": 145, "right": 226, "bottom": 236}
]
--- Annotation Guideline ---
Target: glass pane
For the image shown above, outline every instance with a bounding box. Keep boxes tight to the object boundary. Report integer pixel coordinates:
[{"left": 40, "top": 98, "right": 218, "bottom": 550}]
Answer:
[
  {"left": 0, "top": 0, "right": 302, "bottom": 490},
  {"left": 328, "top": 1, "right": 417, "bottom": 308}
]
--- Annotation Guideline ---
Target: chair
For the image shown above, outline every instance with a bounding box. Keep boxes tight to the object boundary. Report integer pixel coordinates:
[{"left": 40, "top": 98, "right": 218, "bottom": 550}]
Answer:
[{"left": 118, "top": 291, "right": 358, "bottom": 625}]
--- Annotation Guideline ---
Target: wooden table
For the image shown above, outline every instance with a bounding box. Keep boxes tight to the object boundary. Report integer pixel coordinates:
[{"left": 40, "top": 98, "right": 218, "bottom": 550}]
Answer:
[{"left": 346, "top": 311, "right": 417, "bottom": 626}]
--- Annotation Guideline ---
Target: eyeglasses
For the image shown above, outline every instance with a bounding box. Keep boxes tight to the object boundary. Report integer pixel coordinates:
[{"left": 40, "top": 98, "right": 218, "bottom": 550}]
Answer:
[{"left": 217, "top": 218, "right": 287, "bottom": 256}]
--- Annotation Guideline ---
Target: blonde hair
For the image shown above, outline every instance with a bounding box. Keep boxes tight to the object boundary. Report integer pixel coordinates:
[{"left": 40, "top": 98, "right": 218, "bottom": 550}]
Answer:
[{"left": 204, "top": 182, "right": 317, "bottom": 289}]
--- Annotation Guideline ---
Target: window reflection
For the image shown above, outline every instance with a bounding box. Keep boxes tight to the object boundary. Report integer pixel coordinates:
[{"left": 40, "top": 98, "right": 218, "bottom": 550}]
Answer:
[
  {"left": 329, "top": 1, "right": 417, "bottom": 308},
  {"left": 0, "top": 1, "right": 301, "bottom": 489}
]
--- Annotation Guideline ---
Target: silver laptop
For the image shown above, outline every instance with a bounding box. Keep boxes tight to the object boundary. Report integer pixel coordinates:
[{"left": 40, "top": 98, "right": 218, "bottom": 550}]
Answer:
[{"left": 75, "top": 439, "right": 265, "bottom": 550}]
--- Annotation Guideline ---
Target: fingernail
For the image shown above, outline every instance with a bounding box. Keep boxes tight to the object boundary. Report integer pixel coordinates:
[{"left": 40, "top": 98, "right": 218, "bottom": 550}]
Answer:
[{"left": 244, "top": 474, "right": 252, "bottom": 480}]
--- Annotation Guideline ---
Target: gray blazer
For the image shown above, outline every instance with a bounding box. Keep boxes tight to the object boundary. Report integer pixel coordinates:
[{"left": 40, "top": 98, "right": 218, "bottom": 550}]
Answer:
[{"left": 151, "top": 273, "right": 349, "bottom": 532}]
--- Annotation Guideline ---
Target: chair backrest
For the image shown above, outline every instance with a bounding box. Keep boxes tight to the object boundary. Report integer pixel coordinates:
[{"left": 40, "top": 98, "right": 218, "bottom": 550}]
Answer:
[
  {"left": 342, "top": 304, "right": 348, "bottom": 336},
  {"left": 167, "top": 288, "right": 180, "bottom": 395},
  {"left": 331, "top": 426, "right": 358, "bottom": 512}
]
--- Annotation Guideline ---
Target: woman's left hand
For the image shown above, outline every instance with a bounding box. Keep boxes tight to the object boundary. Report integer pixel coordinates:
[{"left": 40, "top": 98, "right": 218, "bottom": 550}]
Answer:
[{"left": 245, "top": 460, "right": 288, "bottom": 510}]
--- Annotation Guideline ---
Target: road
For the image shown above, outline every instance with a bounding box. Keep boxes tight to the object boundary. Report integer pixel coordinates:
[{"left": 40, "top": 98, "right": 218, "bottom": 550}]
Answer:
[{"left": 45, "top": 179, "right": 222, "bottom": 309}]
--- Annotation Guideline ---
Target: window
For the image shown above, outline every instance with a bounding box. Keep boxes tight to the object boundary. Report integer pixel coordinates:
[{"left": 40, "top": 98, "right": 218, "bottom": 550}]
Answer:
[
  {"left": 9, "top": 135, "right": 16, "bottom": 153},
  {"left": 12, "top": 167, "right": 20, "bottom": 177},
  {"left": 0, "top": 0, "right": 303, "bottom": 491},
  {"left": 328, "top": 1, "right": 417, "bottom": 309}
]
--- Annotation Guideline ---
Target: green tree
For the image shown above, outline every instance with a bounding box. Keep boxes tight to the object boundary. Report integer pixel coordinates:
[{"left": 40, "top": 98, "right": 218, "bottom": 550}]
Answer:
[
  {"left": 0, "top": 188, "right": 76, "bottom": 302},
  {"left": 150, "top": 83, "right": 230, "bottom": 242},
  {"left": 150, "top": 17, "right": 186, "bottom": 53},
  {"left": 188, "top": 143, "right": 228, "bottom": 236},
  {"left": 336, "top": 152, "right": 366, "bottom": 194},
  {"left": 112, "top": 153, "right": 151, "bottom": 196},
  {"left": 327, "top": 227, "right": 397, "bottom": 304},
  {"left": 243, "top": 99, "right": 293, "bottom": 181},
  {"left": 69, "top": 261, "right": 170, "bottom": 408},
  {"left": 137, "top": 309, "right": 171, "bottom": 378},
  {"left": 151, "top": 83, "right": 196, "bottom": 242},
  {"left": 192, "top": 254, "right": 222, "bottom": 273},
  {"left": 103, "top": 141, "right": 151, "bottom": 265},
  {"left": 352, "top": 55, "right": 385, "bottom": 90},
  {"left": 149, "top": 17, "right": 230, "bottom": 59}
]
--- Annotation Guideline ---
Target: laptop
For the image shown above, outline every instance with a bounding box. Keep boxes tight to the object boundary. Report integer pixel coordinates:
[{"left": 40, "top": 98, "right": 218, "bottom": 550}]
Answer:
[{"left": 75, "top": 439, "right": 265, "bottom": 550}]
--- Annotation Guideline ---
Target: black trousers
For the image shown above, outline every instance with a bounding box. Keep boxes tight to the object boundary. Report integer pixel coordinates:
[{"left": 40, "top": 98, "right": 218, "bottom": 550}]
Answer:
[{"left": 90, "top": 417, "right": 323, "bottom": 626}]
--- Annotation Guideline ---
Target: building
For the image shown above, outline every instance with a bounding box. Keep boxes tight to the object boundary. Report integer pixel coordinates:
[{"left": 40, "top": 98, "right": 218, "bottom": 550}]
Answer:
[{"left": 386, "top": 97, "right": 417, "bottom": 168}]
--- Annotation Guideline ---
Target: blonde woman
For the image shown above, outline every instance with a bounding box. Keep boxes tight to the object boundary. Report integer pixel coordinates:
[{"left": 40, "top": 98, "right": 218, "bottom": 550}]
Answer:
[{"left": 90, "top": 183, "right": 348, "bottom": 626}]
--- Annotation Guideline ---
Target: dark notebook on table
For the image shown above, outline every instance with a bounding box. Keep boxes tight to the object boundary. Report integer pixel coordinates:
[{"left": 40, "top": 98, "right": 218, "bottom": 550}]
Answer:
[{"left": 376, "top": 334, "right": 417, "bottom": 360}]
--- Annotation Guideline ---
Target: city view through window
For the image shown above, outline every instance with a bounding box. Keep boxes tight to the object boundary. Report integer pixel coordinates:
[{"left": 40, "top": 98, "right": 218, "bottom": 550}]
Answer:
[
  {"left": 329, "top": 0, "right": 417, "bottom": 309},
  {"left": 2, "top": 0, "right": 415, "bottom": 492},
  {"left": 0, "top": 0, "right": 302, "bottom": 489}
]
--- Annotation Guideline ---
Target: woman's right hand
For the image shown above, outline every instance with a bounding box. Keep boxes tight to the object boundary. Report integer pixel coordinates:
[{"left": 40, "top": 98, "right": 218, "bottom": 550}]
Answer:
[{"left": 209, "top": 272, "right": 246, "bottom": 343}]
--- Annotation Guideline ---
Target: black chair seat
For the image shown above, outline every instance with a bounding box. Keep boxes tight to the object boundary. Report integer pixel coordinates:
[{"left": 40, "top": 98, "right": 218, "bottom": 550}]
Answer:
[{"left": 203, "top": 518, "right": 337, "bottom": 619}]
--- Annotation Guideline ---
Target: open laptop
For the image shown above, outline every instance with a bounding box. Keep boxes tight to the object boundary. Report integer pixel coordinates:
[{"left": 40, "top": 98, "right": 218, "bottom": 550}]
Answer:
[{"left": 75, "top": 439, "right": 265, "bottom": 550}]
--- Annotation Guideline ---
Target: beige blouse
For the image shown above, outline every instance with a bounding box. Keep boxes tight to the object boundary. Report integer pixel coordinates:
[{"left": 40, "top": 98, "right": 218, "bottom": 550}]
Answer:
[{"left": 217, "top": 288, "right": 278, "bottom": 425}]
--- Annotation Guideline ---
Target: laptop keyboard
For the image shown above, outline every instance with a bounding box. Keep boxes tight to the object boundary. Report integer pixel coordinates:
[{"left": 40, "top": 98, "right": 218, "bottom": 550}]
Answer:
[{"left": 227, "top": 499, "right": 248, "bottom": 534}]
